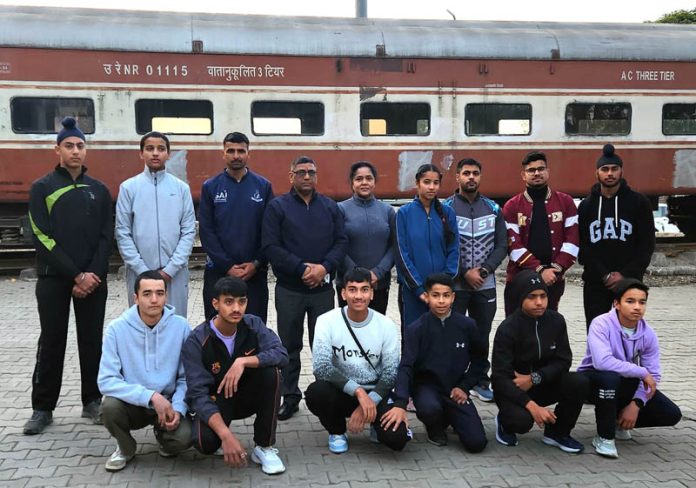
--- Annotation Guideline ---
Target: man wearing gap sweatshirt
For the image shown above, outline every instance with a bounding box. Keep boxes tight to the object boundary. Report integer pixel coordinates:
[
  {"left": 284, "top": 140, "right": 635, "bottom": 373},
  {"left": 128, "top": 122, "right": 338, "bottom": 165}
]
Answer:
[
  {"left": 98, "top": 271, "right": 192, "bottom": 472},
  {"left": 578, "top": 144, "right": 656, "bottom": 329},
  {"left": 578, "top": 279, "right": 681, "bottom": 458},
  {"left": 262, "top": 155, "right": 347, "bottom": 420}
]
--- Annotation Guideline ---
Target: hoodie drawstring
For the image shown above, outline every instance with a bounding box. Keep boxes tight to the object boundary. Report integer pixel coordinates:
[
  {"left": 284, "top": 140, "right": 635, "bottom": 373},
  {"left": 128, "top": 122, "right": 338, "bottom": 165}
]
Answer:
[
  {"left": 144, "top": 331, "right": 149, "bottom": 373},
  {"left": 143, "top": 326, "right": 161, "bottom": 372},
  {"left": 597, "top": 195, "right": 619, "bottom": 229}
]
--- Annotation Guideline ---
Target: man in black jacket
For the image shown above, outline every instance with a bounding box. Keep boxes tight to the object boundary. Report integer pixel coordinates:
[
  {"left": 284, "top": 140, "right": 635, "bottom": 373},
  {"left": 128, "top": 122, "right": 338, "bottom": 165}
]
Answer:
[
  {"left": 491, "top": 270, "right": 589, "bottom": 453},
  {"left": 578, "top": 144, "right": 656, "bottom": 329},
  {"left": 24, "top": 117, "right": 113, "bottom": 435}
]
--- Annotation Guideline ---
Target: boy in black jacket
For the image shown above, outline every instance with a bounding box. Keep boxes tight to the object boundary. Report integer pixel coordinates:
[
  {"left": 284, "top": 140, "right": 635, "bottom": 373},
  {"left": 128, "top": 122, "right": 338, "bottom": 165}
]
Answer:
[
  {"left": 578, "top": 144, "right": 655, "bottom": 329},
  {"left": 491, "top": 270, "right": 589, "bottom": 453},
  {"left": 382, "top": 273, "right": 487, "bottom": 452},
  {"left": 182, "top": 277, "right": 289, "bottom": 475}
]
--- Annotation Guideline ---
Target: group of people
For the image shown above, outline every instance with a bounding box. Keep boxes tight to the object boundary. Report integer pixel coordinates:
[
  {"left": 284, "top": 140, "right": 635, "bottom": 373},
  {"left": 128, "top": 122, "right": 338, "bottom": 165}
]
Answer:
[{"left": 23, "top": 117, "right": 681, "bottom": 476}]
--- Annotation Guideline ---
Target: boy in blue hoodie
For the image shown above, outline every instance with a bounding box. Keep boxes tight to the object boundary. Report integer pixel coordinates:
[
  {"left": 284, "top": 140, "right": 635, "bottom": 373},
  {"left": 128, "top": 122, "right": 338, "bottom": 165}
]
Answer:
[{"left": 98, "top": 271, "right": 192, "bottom": 472}]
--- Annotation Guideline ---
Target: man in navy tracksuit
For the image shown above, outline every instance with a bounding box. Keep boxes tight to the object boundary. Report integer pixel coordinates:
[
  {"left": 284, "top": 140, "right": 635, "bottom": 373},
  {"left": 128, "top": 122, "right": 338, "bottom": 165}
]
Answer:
[
  {"left": 382, "top": 273, "right": 487, "bottom": 452},
  {"left": 262, "top": 155, "right": 347, "bottom": 420},
  {"left": 199, "top": 132, "right": 274, "bottom": 322}
]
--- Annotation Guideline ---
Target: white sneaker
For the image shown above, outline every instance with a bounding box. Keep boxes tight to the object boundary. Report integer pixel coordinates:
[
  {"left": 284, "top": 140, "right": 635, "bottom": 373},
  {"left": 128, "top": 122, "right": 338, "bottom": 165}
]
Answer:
[
  {"left": 251, "top": 445, "right": 286, "bottom": 475},
  {"left": 105, "top": 447, "right": 134, "bottom": 472},
  {"left": 615, "top": 428, "right": 632, "bottom": 441},
  {"left": 592, "top": 436, "right": 619, "bottom": 458},
  {"left": 158, "top": 446, "right": 177, "bottom": 458}
]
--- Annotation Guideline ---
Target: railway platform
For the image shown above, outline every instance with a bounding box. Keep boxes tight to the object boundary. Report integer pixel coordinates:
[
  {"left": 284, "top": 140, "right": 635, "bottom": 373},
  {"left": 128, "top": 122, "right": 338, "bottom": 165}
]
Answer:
[{"left": 0, "top": 272, "right": 694, "bottom": 487}]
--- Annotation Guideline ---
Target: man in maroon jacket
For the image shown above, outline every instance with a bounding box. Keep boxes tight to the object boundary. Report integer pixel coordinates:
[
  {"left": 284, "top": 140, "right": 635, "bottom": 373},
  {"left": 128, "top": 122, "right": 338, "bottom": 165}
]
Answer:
[{"left": 502, "top": 151, "right": 579, "bottom": 316}]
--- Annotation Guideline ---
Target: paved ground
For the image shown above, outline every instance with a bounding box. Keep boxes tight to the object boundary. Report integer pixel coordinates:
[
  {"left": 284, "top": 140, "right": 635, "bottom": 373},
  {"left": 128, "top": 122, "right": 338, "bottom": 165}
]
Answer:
[{"left": 1, "top": 271, "right": 694, "bottom": 487}]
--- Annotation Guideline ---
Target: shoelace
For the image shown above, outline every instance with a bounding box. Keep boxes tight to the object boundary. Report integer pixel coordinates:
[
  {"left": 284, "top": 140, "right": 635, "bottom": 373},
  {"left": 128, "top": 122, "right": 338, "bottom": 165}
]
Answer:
[{"left": 259, "top": 446, "right": 279, "bottom": 455}]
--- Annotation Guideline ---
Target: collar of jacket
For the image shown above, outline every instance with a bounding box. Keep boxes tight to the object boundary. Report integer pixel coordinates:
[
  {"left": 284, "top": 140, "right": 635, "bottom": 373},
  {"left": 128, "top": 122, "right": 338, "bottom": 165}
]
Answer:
[
  {"left": 351, "top": 194, "right": 375, "bottom": 207},
  {"left": 523, "top": 186, "right": 552, "bottom": 204},
  {"left": 143, "top": 167, "right": 167, "bottom": 182},
  {"left": 290, "top": 186, "right": 318, "bottom": 203},
  {"left": 54, "top": 164, "right": 87, "bottom": 180}
]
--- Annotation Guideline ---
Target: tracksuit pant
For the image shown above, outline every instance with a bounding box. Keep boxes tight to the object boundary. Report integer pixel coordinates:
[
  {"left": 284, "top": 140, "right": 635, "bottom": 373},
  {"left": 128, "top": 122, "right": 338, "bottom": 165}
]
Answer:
[
  {"left": 192, "top": 367, "right": 281, "bottom": 453},
  {"left": 31, "top": 276, "right": 107, "bottom": 411},
  {"left": 337, "top": 285, "right": 389, "bottom": 316},
  {"left": 275, "top": 284, "right": 334, "bottom": 402},
  {"left": 203, "top": 265, "right": 269, "bottom": 323},
  {"left": 304, "top": 380, "right": 411, "bottom": 451},
  {"left": 399, "top": 284, "right": 428, "bottom": 330},
  {"left": 582, "top": 282, "right": 616, "bottom": 331},
  {"left": 453, "top": 288, "right": 496, "bottom": 389},
  {"left": 581, "top": 369, "right": 682, "bottom": 439},
  {"left": 495, "top": 372, "right": 589, "bottom": 437},
  {"left": 101, "top": 396, "right": 192, "bottom": 457},
  {"left": 413, "top": 383, "right": 487, "bottom": 452},
  {"left": 504, "top": 279, "right": 565, "bottom": 317}
]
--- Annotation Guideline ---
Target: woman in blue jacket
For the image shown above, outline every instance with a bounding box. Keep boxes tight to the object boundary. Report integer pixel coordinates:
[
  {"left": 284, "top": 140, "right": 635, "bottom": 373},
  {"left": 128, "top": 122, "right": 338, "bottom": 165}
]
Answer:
[{"left": 395, "top": 164, "right": 459, "bottom": 328}]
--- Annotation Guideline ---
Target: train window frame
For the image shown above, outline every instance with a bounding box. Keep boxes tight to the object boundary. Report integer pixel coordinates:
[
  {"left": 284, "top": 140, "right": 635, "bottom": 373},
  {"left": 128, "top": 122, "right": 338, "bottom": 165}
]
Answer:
[
  {"left": 251, "top": 101, "right": 325, "bottom": 136},
  {"left": 662, "top": 103, "right": 696, "bottom": 135},
  {"left": 464, "top": 103, "right": 532, "bottom": 136},
  {"left": 135, "top": 99, "right": 214, "bottom": 135},
  {"left": 10, "top": 97, "right": 95, "bottom": 135},
  {"left": 565, "top": 102, "right": 632, "bottom": 136},
  {"left": 360, "top": 102, "right": 431, "bottom": 137}
]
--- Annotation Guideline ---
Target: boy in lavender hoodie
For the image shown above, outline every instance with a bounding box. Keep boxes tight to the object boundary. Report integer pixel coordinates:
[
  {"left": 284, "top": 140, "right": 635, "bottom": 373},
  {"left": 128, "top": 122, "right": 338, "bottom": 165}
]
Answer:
[{"left": 578, "top": 279, "right": 681, "bottom": 458}]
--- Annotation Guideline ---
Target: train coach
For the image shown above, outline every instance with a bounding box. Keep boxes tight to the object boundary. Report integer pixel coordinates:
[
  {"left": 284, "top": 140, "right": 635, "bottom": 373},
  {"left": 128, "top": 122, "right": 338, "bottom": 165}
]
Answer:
[{"left": 1, "top": 6, "right": 696, "bottom": 244}]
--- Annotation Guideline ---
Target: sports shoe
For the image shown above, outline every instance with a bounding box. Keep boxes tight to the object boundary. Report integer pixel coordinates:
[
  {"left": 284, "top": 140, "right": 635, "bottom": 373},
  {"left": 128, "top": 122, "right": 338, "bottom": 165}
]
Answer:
[
  {"left": 592, "top": 436, "right": 619, "bottom": 458},
  {"left": 328, "top": 434, "right": 349, "bottom": 454},
  {"left": 542, "top": 433, "right": 584, "bottom": 453},
  {"left": 369, "top": 425, "right": 380, "bottom": 444},
  {"left": 425, "top": 425, "right": 448, "bottom": 446},
  {"left": 495, "top": 415, "right": 518, "bottom": 447},
  {"left": 158, "top": 446, "right": 177, "bottom": 458},
  {"left": 251, "top": 445, "right": 286, "bottom": 475},
  {"left": 104, "top": 447, "right": 134, "bottom": 472},
  {"left": 82, "top": 399, "right": 103, "bottom": 425},
  {"left": 277, "top": 398, "right": 299, "bottom": 421},
  {"left": 23, "top": 410, "right": 53, "bottom": 435},
  {"left": 615, "top": 428, "right": 632, "bottom": 441},
  {"left": 470, "top": 385, "right": 494, "bottom": 402}
]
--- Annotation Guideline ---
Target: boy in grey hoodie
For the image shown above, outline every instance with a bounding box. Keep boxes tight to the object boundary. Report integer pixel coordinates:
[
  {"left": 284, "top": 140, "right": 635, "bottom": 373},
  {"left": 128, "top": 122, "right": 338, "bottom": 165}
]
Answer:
[{"left": 98, "top": 271, "right": 192, "bottom": 472}]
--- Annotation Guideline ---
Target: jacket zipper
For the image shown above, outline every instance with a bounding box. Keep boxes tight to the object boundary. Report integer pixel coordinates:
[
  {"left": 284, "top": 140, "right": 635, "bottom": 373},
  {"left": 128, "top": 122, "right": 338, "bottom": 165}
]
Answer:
[
  {"left": 535, "top": 319, "right": 541, "bottom": 361},
  {"left": 154, "top": 174, "right": 162, "bottom": 268}
]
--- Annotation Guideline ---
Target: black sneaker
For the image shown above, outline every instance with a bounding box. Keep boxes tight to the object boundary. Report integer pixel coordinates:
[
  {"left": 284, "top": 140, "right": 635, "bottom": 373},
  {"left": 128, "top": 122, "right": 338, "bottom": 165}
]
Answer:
[
  {"left": 495, "top": 415, "right": 518, "bottom": 447},
  {"left": 425, "top": 425, "right": 448, "bottom": 446},
  {"left": 82, "top": 399, "right": 103, "bottom": 425},
  {"left": 23, "top": 410, "right": 53, "bottom": 435},
  {"left": 542, "top": 432, "right": 584, "bottom": 454}
]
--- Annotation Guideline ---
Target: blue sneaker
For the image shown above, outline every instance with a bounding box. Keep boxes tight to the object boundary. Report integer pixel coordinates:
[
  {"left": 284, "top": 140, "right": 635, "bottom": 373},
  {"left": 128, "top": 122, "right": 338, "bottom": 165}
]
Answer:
[
  {"left": 542, "top": 433, "right": 584, "bottom": 454},
  {"left": 369, "top": 425, "right": 380, "bottom": 444},
  {"left": 470, "top": 385, "right": 494, "bottom": 402},
  {"left": 328, "top": 434, "right": 348, "bottom": 454},
  {"left": 495, "top": 415, "right": 518, "bottom": 447}
]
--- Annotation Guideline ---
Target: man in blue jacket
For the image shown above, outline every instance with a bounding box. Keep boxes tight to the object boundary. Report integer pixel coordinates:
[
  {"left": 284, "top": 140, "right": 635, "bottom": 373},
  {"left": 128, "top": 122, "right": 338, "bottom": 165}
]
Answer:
[
  {"left": 199, "top": 132, "right": 274, "bottom": 322},
  {"left": 116, "top": 132, "right": 196, "bottom": 317},
  {"left": 182, "top": 277, "right": 289, "bottom": 475},
  {"left": 262, "top": 155, "right": 347, "bottom": 420},
  {"left": 98, "top": 271, "right": 192, "bottom": 472}
]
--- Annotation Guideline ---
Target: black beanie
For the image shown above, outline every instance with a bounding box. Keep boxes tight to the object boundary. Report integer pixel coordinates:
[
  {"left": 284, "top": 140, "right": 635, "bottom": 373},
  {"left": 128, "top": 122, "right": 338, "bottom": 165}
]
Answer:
[
  {"left": 510, "top": 269, "right": 548, "bottom": 309},
  {"left": 596, "top": 144, "right": 623, "bottom": 169},
  {"left": 56, "top": 117, "right": 86, "bottom": 145}
]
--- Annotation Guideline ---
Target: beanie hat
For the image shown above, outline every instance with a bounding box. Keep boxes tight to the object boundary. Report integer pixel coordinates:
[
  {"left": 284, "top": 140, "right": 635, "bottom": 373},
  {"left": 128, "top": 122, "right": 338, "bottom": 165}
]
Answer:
[
  {"left": 596, "top": 144, "right": 623, "bottom": 169},
  {"left": 56, "top": 117, "right": 86, "bottom": 145},
  {"left": 510, "top": 269, "right": 548, "bottom": 309}
]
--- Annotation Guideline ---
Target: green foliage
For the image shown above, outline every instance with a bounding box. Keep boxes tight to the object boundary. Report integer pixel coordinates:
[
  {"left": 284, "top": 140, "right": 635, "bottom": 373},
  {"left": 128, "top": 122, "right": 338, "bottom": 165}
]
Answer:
[{"left": 655, "top": 8, "right": 696, "bottom": 24}]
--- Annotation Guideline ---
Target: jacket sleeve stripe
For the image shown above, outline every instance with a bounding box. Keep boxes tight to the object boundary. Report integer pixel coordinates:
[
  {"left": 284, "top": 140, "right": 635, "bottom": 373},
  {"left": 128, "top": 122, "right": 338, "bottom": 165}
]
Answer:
[
  {"left": 564, "top": 215, "right": 579, "bottom": 227},
  {"left": 510, "top": 247, "right": 528, "bottom": 262},
  {"left": 561, "top": 242, "right": 579, "bottom": 257},
  {"left": 505, "top": 222, "right": 520, "bottom": 233},
  {"left": 29, "top": 212, "right": 56, "bottom": 251}
]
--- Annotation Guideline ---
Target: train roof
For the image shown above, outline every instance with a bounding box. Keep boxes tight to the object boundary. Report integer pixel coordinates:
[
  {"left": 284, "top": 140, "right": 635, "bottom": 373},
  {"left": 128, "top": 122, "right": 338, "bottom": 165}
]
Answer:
[{"left": 3, "top": 6, "right": 696, "bottom": 62}]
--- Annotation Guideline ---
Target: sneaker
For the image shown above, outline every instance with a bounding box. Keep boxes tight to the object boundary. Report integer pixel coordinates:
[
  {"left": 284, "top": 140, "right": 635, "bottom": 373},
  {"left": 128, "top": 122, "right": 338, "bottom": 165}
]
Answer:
[
  {"left": 615, "top": 428, "right": 632, "bottom": 441},
  {"left": 592, "top": 436, "right": 619, "bottom": 458},
  {"left": 158, "top": 446, "right": 177, "bottom": 458},
  {"left": 369, "top": 425, "right": 380, "bottom": 444},
  {"left": 542, "top": 433, "right": 584, "bottom": 453},
  {"left": 495, "top": 415, "right": 518, "bottom": 447},
  {"left": 23, "top": 410, "right": 53, "bottom": 435},
  {"left": 105, "top": 447, "right": 134, "bottom": 472},
  {"left": 82, "top": 399, "right": 103, "bottom": 425},
  {"left": 213, "top": 447, "right": 224, "bottom": 456},
  {"left": 251, "top": 445, "right": 286, "bottom": 475},
  {"left": 470, "top": 385, "right": 494, "bottom": 402},
  {"left": 425, "top": 425, "right": 448, "bottom": 446},
  {"left": 277, "top": 398, "right": 299, "bottom": 421},
  {"left": 328, "top": 434, "right": 349, "bottom": 454}
]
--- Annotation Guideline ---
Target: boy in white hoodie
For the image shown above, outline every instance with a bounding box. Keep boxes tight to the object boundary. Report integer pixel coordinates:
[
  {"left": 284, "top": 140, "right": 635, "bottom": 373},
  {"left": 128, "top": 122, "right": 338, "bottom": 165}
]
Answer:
[{"left": 98, "top": 271, "right": 192, "bottom": 472}]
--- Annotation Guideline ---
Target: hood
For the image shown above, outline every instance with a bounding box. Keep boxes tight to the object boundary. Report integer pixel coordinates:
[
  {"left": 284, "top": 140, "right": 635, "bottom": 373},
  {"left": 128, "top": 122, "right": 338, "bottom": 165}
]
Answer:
[
  {"left": 122, "top": 303, "right": 176, "bottom": 371},
  {"left": 606, "top": 308, "right": 648, "bottom": 341}
]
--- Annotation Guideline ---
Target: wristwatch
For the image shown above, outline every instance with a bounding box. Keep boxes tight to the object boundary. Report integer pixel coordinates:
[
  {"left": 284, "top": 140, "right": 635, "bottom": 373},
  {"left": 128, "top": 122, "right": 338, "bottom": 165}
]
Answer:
[
  {"left": 633, "top": 398, "right": 645, "bottom": 409},
  {"left": 479, "top": 267, "right": 490, "bottom": 279},
  {"left": 531, "top": 372, "right": 542, "bottom": 385}
]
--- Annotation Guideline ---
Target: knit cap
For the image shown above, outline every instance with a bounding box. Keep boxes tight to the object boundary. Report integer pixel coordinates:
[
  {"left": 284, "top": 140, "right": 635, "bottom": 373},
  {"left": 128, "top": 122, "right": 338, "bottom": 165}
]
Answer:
[
  {"left": 510, "top": 269, "right": 548, "bottom": 309},
  {"left": 56, "top": 117, "right": 86, "bottom": 144},
  {"left": 596, "top": 144, "right": 623, "bottom": 169}
]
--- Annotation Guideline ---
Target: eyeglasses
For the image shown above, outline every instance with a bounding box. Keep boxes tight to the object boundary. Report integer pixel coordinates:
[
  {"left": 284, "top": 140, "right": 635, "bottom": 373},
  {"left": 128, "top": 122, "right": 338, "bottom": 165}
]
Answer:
[
  {"left": 525, "top": 166, "right": 547, "bottom": 174},
  {"left": 293, "top": 169, "right": 317, "bottom": 178}
]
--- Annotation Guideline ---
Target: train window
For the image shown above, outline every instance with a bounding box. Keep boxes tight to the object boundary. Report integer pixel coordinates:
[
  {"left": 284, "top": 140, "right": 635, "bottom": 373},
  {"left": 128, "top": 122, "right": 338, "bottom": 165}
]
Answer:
[
  {"left": 662, "top": 104, "right": 696, "bottom": 135},
  {"left": 251, "top": 101, "right": 324, "bottom": 135},
  {"left": 565, "top": 103, "right": 631, "bottom": 135},
  {"left": 11, "top": 97, "right": 95, "bottom": 134},
  {"left": 360, "top": 102, "right": 430, "bottom": 136},
  {"left": 135, "top": 99, "right": 213, "bottom": 135},
  {"left": 465, "top": 104, "right": 531, "bottom": 136}
]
